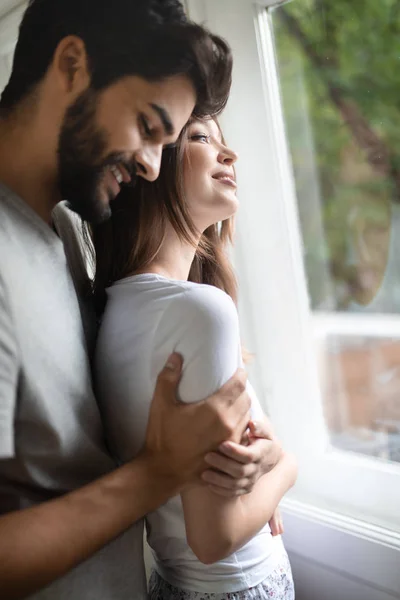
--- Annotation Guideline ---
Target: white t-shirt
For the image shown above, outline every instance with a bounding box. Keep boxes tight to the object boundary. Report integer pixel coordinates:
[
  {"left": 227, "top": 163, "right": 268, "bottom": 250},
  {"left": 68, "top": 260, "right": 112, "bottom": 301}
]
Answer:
[{"left": 95, "top": 273, "right": 285, "bottom": 593}]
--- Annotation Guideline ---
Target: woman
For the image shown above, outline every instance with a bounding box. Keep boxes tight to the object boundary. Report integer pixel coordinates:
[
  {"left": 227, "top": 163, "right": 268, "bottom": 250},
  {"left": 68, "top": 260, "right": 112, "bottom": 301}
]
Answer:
[{"left": 93, "top": 117, "right": 297, "bottom": 599}]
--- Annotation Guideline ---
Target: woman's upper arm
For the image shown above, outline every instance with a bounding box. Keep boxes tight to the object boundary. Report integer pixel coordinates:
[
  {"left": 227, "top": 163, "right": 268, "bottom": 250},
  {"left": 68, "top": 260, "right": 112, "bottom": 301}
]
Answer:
[
  {"left": 149, "top": 286, "right": 244, "bottom": 562},
  {"left": 178, "top": 286, "right": 242, "bottom": 403},
  {"left": 152, "top": 285, "right": 242, "bottom": 405}
]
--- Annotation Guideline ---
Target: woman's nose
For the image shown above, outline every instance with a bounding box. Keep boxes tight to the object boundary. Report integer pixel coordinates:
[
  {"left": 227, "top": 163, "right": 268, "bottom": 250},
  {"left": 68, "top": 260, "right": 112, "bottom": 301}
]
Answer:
[{"left": 219, "top": 147, "right": 238, "bottom": 166}]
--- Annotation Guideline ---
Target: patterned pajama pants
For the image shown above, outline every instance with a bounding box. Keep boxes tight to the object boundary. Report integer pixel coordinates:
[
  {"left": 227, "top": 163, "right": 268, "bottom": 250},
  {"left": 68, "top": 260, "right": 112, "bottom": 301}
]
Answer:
[{"left": 149, "top": 552, "right": 295, "bottom": 600}]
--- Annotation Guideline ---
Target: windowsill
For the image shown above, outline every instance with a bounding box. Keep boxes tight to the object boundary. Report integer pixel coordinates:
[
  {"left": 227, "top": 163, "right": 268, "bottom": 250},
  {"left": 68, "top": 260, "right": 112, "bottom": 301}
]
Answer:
[
  {"left": 281, "top": 497, "right": 400, "bottom": 596},
  {"left": 282, "top": 496, "right": 400, "bottom": 548}
]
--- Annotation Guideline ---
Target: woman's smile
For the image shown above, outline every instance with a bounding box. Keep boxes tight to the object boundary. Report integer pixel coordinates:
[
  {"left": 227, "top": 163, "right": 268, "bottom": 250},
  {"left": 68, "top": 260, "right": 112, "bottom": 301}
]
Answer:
[{"left": 212, "top": 170, "right": 237, "bottom": 189}]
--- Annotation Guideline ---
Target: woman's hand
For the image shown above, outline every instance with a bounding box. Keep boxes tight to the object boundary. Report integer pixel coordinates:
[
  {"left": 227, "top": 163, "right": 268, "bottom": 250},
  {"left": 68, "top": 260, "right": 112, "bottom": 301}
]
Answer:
[
  {"left": 202, "top": 416, "right": 283, "bottom": 497},
  {"left": 268, "top": 507, "right": 284, "bottom": 536}
]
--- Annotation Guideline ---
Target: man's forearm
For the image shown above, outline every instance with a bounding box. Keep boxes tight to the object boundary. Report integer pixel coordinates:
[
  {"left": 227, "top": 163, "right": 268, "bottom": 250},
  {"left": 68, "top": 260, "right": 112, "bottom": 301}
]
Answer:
[{"left": 0, "top": 453, "right": 180, "bottom": 600}]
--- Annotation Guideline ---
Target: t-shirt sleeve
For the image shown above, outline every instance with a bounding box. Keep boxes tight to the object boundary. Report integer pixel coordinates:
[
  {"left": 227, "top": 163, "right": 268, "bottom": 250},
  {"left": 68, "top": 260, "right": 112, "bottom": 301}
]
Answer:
[
  {"left": 0, "top": 274, "right": 19, "bottom": 458},
  {"left": 151, "top": 285, "right": 244, "bottom": 404}
]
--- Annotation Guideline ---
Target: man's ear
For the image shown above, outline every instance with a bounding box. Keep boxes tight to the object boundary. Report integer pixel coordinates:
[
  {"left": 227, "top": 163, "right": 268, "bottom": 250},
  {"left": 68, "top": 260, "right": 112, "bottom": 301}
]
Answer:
[{"left": 52, "top": 35, "right": 91, "bottom": 96}]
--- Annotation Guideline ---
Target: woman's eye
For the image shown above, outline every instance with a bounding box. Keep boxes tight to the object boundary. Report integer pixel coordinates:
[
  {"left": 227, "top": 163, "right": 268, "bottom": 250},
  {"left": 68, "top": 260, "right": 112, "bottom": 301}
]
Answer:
[{"left": 190, "top": 133, "right": 210, "bottom": 143}]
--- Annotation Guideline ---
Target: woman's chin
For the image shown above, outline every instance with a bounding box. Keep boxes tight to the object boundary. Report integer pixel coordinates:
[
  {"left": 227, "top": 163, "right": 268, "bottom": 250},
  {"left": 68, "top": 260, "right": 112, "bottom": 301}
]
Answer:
[
  {"left": 220, "top": 196, "right": 239, "bottom": 220},
  {"left": 193, "top": 197, "right": 239, "bottom": 232},
  {"left": 203, "top": 210, "right": 238, "bottom": 232}
]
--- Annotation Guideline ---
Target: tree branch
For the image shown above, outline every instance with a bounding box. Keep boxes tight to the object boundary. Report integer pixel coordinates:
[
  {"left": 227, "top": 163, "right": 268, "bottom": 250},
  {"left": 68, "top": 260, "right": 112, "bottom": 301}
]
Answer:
[{"left": 279, "top": 7, "right": 400, "bottom": 201}]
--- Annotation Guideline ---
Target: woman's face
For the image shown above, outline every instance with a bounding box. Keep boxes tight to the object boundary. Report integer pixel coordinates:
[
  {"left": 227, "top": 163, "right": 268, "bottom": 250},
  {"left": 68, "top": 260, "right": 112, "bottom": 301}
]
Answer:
[{"left": 182, "top": 118, "right": 238, "bottom": 232}]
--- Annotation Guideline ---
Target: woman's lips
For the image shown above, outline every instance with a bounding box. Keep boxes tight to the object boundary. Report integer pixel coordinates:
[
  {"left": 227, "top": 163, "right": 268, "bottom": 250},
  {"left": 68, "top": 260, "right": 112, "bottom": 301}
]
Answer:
[{"left": 212, "top": 174, "right": 237, "bottom": 188}]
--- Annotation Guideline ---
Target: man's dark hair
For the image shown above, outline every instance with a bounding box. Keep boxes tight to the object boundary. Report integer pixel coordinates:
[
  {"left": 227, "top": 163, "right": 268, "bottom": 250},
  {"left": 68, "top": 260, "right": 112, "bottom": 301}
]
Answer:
[{"left": 0, "top": 0, "right": 232, "bottom": 118}]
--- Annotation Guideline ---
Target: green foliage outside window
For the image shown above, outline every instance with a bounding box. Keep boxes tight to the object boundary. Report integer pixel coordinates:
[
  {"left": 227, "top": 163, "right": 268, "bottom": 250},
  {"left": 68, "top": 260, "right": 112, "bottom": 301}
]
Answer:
[{"left": 272, "top": 0, "right": 400, "bottom": 310}]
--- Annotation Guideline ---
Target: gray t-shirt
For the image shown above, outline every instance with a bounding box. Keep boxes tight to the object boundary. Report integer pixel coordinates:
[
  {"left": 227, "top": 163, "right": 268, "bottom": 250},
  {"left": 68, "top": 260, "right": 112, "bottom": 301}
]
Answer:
[{"left": 0, "top": 185, "right": 146, "bottom": 599}]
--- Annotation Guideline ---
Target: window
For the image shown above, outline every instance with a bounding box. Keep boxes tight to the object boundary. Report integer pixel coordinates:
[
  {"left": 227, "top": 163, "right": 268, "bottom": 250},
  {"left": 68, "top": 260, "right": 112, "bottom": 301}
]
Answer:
[
  {"left": 271, "top": 0, "right": 400, "bottom": 466},
  {"left": 187, "top": 0, "right": 400, "bottom": 536}
]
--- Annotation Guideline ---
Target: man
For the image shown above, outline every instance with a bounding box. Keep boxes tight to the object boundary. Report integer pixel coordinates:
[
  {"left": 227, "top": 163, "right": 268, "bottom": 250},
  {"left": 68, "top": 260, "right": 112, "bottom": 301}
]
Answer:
[{"left": 0, "top": 1, "right": 282, "bottom": 599}]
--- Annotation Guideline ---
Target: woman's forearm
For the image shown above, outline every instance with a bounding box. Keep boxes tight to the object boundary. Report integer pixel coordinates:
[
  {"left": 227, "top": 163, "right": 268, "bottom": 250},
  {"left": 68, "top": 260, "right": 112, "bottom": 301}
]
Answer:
[
  {"left": 183, "top": 452, "right": 297, "bottom": 564},
  {"left": 235, "top": 451, "right": 297, "bottom": 543}
]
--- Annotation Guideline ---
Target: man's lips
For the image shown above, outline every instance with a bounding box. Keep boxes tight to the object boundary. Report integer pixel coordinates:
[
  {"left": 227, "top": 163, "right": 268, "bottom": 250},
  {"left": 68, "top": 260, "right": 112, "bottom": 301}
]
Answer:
[
  {"left": 104, "top": 168, "right": 122, "bottom": 198},
  {"left": 110, "top": 163, "right": 132, "bottom": 185}
]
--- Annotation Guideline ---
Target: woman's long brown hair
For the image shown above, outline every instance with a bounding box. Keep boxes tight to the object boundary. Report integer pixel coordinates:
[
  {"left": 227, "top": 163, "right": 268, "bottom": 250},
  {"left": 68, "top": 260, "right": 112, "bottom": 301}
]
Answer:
[{"left": 90, "top": 119, "right": 237, "bottom": 316}]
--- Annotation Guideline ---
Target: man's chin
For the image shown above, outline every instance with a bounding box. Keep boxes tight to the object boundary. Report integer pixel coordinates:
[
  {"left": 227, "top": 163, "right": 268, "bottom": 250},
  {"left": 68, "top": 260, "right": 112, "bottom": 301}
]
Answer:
[{"left": 65, "top": 193, "right": 112, "bottom": 225}]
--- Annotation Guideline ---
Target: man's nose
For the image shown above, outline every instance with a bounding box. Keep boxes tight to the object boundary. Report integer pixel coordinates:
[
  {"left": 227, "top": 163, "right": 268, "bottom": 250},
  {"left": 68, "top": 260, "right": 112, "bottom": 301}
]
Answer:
[{"left": 135, "top": 144, "right": 163, "bottom": 182}]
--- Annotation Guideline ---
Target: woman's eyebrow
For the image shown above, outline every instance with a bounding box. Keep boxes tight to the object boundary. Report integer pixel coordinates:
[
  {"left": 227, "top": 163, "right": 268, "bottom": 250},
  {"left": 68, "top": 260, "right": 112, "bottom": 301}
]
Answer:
[{"left": 149, "top": 103, "right": 174, "bottom": 136}]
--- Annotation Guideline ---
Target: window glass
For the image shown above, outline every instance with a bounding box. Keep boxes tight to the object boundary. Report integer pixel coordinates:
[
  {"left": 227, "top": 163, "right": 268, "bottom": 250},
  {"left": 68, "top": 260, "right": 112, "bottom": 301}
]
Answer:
[{"left": 271, "top": 0, "right": 400, "bottom": 463}]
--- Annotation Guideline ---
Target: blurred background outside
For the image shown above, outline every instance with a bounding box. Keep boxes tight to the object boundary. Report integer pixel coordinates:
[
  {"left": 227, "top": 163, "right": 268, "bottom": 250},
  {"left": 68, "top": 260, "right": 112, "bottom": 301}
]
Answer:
[{"left": 271, "top": 0, "right": 400, "bottom": 463}]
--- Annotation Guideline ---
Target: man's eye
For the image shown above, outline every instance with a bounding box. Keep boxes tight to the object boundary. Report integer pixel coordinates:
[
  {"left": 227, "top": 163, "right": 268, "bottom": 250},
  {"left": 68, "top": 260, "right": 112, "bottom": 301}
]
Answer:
[
  {"left": 139, "top": 115, "right": 152, "bottom": 139},
  {"left": 190, "top": 133, "right": 210, "bottom": 143}
]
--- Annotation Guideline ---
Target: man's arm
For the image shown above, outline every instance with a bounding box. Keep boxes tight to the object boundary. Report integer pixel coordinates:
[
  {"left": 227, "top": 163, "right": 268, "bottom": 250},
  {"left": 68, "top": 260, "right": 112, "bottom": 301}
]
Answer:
[
  {"left": 0, "top": 452, "right": 176, "bottom": 599},
  {"left": 0, "top": 356, "right": 250, "bottom": 600}
]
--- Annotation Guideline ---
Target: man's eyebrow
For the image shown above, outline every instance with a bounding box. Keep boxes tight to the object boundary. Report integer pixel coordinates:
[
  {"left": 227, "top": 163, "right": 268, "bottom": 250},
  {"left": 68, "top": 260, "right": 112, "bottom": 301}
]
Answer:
[{"left": 150, "top": 103, "right": 174, "bottom": 136}]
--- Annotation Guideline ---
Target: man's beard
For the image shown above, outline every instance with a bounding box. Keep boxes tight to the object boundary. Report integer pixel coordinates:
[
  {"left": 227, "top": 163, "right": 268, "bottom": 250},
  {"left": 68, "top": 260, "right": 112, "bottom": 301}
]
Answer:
[{"left": 57, "top": 88, "right": 136, "bottom": 225}]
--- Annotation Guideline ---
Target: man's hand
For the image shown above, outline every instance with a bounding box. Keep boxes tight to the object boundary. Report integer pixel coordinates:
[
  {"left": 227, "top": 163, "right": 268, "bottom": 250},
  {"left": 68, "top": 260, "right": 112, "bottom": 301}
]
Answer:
[
  {"left": 143, "top": 353, "right": 251, "bottom": 489},
  {"left": 201, "top": 417, "right": 283, "bottom": 497},
  {"left": 0, "top": 355, "right": 250, "bottom": 600}
]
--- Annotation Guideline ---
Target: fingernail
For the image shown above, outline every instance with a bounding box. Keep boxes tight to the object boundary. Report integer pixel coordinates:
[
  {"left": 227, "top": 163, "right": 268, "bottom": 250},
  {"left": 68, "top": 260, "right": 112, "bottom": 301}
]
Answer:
[
  {"left": 219, "top": 441, "right": 231, "bottom": 451},
  {"left": 165, "top": 354, "right": 179, "bottom": 372}
]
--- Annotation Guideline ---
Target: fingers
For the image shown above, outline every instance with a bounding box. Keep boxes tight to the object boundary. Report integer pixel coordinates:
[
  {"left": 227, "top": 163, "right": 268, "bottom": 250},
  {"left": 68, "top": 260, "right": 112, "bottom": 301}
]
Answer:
[
  {"left": 204, "top": 451, "right": 259, "bottom": 479},
  {"left": 153, "top": 353, "right": 183, "bottom": 402},
  {"left": 206, "top": 369, "right": 251, "bottom": 444},
  {"left": 245, "top": 436, "right": 282, "bottom": 475},
  {"left": 163, "top": 353, "right": 183, "bottom": 380},
  {"left": 248, "top": 418, "right": 274, "bottom": 441},
  {"left": 237, "top": 408, "right": 251, "bottom": 437},
  {"left": 201, "top": 468, "right": 255, "bottom": 494},
  {"left": 216, "top": 440, "right": 263, "bottom": 465},
  {"left": 269, "top": 509, "right": 284, "bottom": 536},
  {"left": 269, "top": 515, "right": 280, "bottom": 536},
  {"left": 205, "top": 484, "right": 249, "bottom": 497},
  {"left": 211, "top": 368, "right": 247, "bottom": 409},
  {"left": 214, "top": 437, "right": 281, "bottom": 481},
  {"left": 240, "top": 429, "right": 251, "bottom": 446}
]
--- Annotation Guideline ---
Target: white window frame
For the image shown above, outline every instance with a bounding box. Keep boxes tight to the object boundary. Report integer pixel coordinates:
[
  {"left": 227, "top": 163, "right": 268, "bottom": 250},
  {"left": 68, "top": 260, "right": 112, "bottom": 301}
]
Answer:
[{"left": 186, "top": 0, "right": 400, "bottom": 538}]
